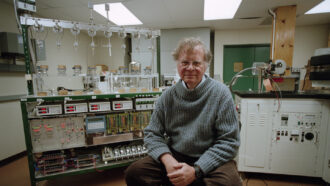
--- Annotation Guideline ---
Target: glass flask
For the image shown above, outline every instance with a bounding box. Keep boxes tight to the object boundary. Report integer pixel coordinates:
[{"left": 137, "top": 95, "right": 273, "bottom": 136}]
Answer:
[
  {"left": 129, "top": 61, "right": 141, "bottom": 89},
  {"left": 117, "top": 66, "right": 128, "bottom": 91},
  {"left": 35, "top": 65, "right": 49, "bottom": 95}
]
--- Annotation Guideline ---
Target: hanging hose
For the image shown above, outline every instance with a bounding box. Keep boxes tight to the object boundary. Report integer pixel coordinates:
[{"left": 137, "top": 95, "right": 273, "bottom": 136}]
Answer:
[
  {"left": 229, "top": 67, "right": 256, "bottom": 93},
  {"left": 13, "top": 0, "right": 22, "bottom": 34}
]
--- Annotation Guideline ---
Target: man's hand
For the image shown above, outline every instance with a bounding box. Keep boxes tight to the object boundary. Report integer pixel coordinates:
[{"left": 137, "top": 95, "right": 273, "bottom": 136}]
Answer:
[
  {"left": 167, "top": 163, "right": 196, "bottom": 186},
  {"left": 160, "top": 153, "right": 181, "bottom": 174}
]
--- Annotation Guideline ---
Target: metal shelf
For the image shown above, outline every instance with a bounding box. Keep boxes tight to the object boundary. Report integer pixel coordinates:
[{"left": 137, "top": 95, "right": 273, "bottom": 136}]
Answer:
[
  {"left": 20, "top": 92, "right": 158, "bottom": 186},
  {"left": 21, "top": 91, "right": 162, "bottom": 102},
  {"left": 31, "top": 136, "right": 144, "bottom": 154},
  {"left": 35, "top": 158, "right": 139, "bottom": 181}
]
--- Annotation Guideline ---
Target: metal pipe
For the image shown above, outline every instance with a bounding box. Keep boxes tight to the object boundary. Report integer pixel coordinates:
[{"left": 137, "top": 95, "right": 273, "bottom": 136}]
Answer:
[
  {"left": 268, "top": 8, "right": 276, "bottom": 62},
  {"left": 20, "top": 16, "right": 161, "bottom": 37}
]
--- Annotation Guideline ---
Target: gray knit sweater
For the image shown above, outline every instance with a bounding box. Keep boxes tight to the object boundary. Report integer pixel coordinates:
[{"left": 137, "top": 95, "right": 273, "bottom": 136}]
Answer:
[{"left": 144, "top": 76, "right": 240, "bottom": 174}]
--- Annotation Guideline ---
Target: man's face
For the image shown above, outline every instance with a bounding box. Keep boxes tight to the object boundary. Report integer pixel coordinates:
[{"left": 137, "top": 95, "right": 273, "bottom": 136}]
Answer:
[{"left": 177, "top": 46, "right": 207, "bottom": 89}]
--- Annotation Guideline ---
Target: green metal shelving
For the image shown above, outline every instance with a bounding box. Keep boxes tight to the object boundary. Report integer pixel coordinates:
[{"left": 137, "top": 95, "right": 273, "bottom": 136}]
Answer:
[
  {"left": 20, "top": 92, "right": 161, "bottom": 186},
  {"left": 18, "top": 2, "right": 162, "bottom": 183},
  {"left": 19, "top": 12, "right": 162, "bottom": 186}
]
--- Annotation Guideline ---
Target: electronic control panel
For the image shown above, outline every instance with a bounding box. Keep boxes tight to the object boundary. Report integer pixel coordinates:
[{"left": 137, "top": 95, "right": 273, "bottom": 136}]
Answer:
[
  {"left": 112, "top": 100, "right": 133, "bottom": 111},
  {"left": 32, "top": 97, "right": 158, "bottom": 117},
  {"left": 273, "top": 113, "right": 320, "bottom": 144},
  {"left": 135, "top": 97, "right": 158, "bottom": 110},
  {"left": 89, "top": 102, "right": 111, "bottom": 112},
  {"left": 30, "top": 117, "right": 86, "bottom": 153},
  {"left": 64, "top": 103, "right": 88, "bottom": 114},
  {"left": 36, "top": 105, "right": 62, "bottom": 116}
]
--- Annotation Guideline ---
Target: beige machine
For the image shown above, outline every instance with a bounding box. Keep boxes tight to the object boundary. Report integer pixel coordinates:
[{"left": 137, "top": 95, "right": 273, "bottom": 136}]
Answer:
[{"left": 236, "top": 97, "right": 330, "bottom": 182}]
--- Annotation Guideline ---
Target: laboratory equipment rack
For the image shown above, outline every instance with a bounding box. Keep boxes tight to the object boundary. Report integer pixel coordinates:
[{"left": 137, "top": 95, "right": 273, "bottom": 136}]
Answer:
[{"left": 20, "top": 92, "right": 161, "bottom": 186}]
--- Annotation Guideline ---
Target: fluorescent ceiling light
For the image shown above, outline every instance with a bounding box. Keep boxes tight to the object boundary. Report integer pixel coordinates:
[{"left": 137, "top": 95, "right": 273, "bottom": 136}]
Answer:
[
  {"left": 93, "top": 3, "right": 142, "bottom": 26},
  {"left": 305, "top": 0, "right": 330, "bottom": 14},
  {"left": 204, "top": 0, "right": 242, "bottom": 20}
]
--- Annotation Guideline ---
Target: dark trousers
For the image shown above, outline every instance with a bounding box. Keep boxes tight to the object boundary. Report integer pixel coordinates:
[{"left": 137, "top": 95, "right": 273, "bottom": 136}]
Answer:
[{"left": 125, "top": 150, "right": 242, "bottom": 186}]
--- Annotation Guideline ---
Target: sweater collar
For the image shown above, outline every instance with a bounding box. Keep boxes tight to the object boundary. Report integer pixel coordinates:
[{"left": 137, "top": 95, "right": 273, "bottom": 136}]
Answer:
[
  {"left": 176, "top": 75, "right": 212, "bottom": 100},
  {"left": 181, "top": 75, "right": 206, "bottom": 90}
]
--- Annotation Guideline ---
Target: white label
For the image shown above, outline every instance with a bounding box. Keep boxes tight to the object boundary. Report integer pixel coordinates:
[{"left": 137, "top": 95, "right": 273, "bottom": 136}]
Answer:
[
  {"left": 25, "top": 74, "right": 32, "bottom": 80},
  {"left": 18, "top": 36, "right": 23, "bottom": 44},
  {"left": 64, "top": 97, "right": 72, "bottom": 101}
]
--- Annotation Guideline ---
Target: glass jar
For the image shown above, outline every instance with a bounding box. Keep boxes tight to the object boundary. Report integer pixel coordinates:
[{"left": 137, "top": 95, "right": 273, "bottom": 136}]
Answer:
[
  {"left": 144, "top": 66, "right": 152, "bottom": 75},
  {"left": 72, "top": 65, "right": 82, "bottom": 76},
  {"left": 87, "top": 66, "right": 96, "bottom": 76},
  {"left": 118, "top": 66, "right": 127, "bottom": 75},
  {"left": 57, "top": 65, "right": 66, "bottom": 76},
  {"left": 129, "top": 61, "right": 141, "bottom": 75},
  {"left": 39, "top": 65, "right": 48, "bottom": 76}
]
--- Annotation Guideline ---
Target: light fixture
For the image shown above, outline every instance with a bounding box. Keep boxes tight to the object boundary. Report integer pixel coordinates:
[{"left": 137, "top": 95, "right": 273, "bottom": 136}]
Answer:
[
  {"left": 305, "top": 0, "right": 330, "bottom": 14},
  {"left": 204, "top": 0, "right": 242, "bottom": 20},
  {"left": 93, "top": 3, "right": 142, "bottom": 26}
]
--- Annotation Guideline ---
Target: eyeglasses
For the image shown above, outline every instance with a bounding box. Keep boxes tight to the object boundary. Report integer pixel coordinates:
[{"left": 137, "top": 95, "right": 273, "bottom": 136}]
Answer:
[{"left": 178, "top": 61, "right": 204, "bottom": 69}]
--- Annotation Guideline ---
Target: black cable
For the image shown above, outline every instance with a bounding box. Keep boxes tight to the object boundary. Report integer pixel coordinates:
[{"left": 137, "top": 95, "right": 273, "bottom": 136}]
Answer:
[{"left": 262, "top": 176, "right": 268, "bottom": 186}]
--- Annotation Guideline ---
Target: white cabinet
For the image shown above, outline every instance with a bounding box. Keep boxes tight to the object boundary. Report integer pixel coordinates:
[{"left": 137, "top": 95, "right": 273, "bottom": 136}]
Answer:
[{"left": 237, "top": 97, "right": 330, "bottom": 182}]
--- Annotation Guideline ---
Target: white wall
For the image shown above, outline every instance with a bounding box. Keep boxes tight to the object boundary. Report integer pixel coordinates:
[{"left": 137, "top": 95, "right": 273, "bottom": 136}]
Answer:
[
  {"left": 0, "top": 101, "right": 26, "bottom": 160},
  {"left": 293, "top": 25, "right": 329, "bottom": 68},
  {"left": 214, "top": 25, "right": 329, "bottom": 82}
]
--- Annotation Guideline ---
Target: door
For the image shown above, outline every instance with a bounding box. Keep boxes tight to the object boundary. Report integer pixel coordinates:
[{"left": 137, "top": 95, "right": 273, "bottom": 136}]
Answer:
[{"left": 223, "top": 45, "right": 270, "bottom": 93}]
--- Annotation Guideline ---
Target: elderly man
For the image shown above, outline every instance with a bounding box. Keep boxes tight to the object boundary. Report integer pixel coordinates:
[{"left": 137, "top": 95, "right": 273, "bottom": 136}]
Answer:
[{"left": 125, "top": 37, "right": 241, "bottom": 186}]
